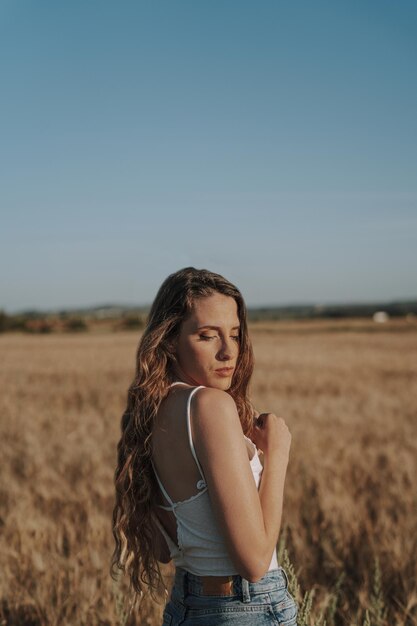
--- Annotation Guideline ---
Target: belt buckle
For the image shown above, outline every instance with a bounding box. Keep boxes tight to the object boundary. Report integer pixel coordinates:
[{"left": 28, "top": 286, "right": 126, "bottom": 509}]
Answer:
[{"left": 201, "top": 575, "right": 234, "bottom": 596}]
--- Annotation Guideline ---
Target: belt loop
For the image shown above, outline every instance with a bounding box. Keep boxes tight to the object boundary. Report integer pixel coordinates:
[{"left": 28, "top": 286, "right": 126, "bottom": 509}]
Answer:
[
  {"left": 241, "top": 577, "right": 251, "bottom": 603},
  {"left": 281, "top": 566, "right": 289, "bottom": 589}
]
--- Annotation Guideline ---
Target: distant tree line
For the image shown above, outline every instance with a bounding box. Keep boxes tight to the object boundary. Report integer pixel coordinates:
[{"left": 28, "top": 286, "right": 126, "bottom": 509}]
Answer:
[
  {"left": 1, "top": 300, "right": 416, "bottom": 333},
  {"left": 0, "top": 310, "right": 89, "bottom": 333},
  {"left": 247, "top": 300, "right": 417, "bottom": 321}
]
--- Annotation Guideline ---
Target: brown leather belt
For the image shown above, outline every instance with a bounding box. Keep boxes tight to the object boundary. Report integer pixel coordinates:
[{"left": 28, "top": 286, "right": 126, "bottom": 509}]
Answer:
[{"left": 198, "top": 574, "right": 235, "bottom": 596}]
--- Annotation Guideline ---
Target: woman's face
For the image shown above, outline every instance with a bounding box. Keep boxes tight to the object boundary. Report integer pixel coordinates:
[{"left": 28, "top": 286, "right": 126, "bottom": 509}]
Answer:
[{"left": 171, "top": 292, "right": 241, "bottom": 389}]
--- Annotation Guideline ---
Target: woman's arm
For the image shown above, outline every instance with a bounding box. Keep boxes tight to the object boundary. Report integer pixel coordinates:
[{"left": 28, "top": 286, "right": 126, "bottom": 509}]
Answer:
[{"left": 191, "top": 388, "right": 289, "bottom": 582}]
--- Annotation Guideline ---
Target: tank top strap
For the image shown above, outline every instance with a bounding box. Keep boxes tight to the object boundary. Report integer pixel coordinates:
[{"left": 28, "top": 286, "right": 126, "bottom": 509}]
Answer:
[
  {"left": 152, "top": 381, "right": 206, "bottom": 506},
  {"left": 150, "top": 459, "right": 175, "bottom": 509},
  {"left": 186, "top": 386, "right": 207, "bottom": 488},
  {"left": 153, "top": 514, "right": 176, "bottom": 550}
]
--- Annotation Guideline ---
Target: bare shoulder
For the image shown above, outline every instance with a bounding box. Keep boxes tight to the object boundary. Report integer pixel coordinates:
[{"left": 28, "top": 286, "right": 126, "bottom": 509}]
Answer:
[
  {"left": 190, "top": 386, "right": 242, "bottom": 438},
  {"left": 192, "top": 386, "right": 237, "bottom": 410},
  {"left": 190, "top": 387, "right": 246, "bottom": 467}
]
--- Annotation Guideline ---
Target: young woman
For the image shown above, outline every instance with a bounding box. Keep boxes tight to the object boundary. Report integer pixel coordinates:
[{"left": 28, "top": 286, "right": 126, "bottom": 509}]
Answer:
[{"left": 111, "top": 267, "right": 298, "bottom": 625}]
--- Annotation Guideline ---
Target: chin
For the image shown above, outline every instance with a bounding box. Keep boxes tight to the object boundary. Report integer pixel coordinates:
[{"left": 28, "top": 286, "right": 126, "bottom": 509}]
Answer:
[{"left": 207, "top": 375, "right": 232, "bottom": 389}]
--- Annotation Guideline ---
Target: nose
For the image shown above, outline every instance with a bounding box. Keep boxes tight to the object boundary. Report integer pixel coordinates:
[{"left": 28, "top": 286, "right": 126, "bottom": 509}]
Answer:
[{"left": 217, "top": 336, "right": 237, "bottom": 362}]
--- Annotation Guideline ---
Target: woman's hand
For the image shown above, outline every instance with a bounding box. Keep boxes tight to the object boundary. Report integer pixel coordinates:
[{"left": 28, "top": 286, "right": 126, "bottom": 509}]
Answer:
[{"left": 250, "top": 409, "right": 292, "bottom": 460}]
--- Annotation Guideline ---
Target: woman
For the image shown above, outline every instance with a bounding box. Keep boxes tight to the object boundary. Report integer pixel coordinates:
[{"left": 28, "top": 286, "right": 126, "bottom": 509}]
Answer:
[{"left": 111, "top": 267, "right": 298, "bottom": 625}]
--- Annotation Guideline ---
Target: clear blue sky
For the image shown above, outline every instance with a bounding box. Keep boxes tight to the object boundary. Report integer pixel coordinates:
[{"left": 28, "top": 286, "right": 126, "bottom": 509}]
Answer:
[{"left": 1, "top": 0, "right": 416, "bottom": 312}]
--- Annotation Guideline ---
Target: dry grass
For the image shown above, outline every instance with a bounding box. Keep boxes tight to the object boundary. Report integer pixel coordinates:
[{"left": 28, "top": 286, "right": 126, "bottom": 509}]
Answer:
[{"left": 0, "top": 321, "right": 416, "bottom": 625}]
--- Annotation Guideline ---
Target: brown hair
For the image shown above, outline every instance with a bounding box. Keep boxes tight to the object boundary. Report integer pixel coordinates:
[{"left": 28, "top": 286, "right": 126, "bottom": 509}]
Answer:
[{"left": 110, "top": 267, "right": 255, "bottom": 603}]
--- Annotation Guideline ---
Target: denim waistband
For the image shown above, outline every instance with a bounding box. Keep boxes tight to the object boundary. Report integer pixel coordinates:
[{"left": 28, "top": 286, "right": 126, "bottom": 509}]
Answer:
[{"left": 172, "top": 567, "right": 289, "bottom": 604}]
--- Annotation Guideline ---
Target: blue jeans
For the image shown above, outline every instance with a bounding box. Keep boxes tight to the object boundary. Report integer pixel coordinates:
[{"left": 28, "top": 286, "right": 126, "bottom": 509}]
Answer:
[{"left": 161, "top": 567, "right": 298, "bottom": 625}]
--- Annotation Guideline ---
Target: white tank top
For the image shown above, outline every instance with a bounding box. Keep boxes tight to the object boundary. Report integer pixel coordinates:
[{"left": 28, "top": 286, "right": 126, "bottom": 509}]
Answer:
[{"left": 151, "top": 381, "right": 279, "bottom": 576}]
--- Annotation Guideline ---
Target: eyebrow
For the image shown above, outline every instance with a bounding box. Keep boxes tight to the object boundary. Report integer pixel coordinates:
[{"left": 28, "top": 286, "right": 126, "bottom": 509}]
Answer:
[{"left": 197, "top": 325, "right": 240, "bottom": 331}]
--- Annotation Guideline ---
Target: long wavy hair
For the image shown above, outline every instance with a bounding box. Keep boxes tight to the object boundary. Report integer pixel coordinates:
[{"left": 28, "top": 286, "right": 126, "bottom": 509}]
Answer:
[{"left": 110, "top": 267, "right": 255, "bottom": 603}]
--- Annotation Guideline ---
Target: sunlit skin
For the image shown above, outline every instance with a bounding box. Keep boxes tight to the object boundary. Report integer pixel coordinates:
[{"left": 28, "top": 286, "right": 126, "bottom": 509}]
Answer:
[{"left": 170, "top": 293, "right": 240, "bottom": 390}]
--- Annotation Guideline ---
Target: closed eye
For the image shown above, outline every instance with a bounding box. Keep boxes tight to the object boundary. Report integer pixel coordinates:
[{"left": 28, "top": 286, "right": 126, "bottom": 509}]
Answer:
[{"left": 200, "top": 335, "right": 240, "bottom": 341}]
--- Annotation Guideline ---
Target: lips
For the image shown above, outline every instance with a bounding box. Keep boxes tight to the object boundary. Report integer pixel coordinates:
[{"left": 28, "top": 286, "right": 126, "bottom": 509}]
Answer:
[{"left": 215, "top": 367, "right": 234, "bottom": 373}]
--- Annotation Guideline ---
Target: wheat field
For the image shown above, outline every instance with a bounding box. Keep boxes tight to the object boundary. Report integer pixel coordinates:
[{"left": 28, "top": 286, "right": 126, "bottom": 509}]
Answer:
[{"left": 0, "top": 321, "right": 416, "bottom": 625}]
